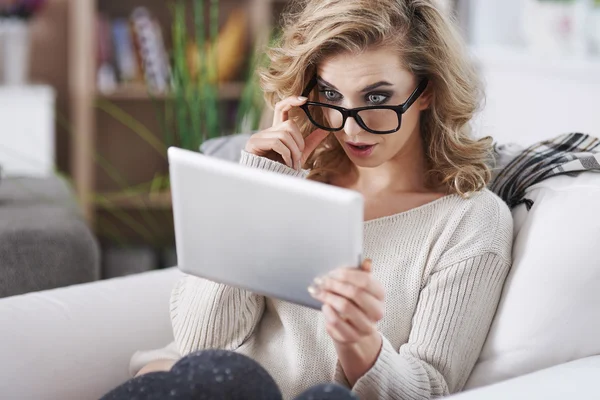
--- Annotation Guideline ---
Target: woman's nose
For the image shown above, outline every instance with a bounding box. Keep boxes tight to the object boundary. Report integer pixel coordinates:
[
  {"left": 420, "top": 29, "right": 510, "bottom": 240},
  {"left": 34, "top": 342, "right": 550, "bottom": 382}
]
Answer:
[{"left": 343, "top": 117, "right": 363, "bottom": 137}]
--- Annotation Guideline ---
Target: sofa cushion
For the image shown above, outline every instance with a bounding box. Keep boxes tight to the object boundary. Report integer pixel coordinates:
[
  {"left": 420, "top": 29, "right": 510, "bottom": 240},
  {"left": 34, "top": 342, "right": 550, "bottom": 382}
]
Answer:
[
  {"left": 0, "top": 268, "right": 182, "bottom": 400},
  {"left": 454, "top": 356, "right": 600, "bottom": 400},
  {"left": 0, "top": 176, "right": 100, "bottom": 297},
  {"left": 465, "top": 171, "right": 600, "bottom": 388}
]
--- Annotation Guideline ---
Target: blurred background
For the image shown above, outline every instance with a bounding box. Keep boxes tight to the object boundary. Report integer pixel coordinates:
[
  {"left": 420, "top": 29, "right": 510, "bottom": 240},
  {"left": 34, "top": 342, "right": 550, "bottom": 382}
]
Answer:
[{"left": 0, "top": 0, "right": 598, "bottom": 282}]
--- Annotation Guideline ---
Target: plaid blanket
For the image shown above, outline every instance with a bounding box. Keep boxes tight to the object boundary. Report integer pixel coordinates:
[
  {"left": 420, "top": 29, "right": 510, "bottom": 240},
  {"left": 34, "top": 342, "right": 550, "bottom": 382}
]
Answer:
[{"left": 489, "top": 133, "right": 600, "bottom": 210}]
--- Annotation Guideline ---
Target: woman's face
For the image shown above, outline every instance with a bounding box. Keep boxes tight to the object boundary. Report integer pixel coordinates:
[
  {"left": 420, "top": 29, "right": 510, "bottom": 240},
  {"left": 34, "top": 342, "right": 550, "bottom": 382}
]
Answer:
[{"left": 316, "top": 47, "right": 430, "bottom": 168}]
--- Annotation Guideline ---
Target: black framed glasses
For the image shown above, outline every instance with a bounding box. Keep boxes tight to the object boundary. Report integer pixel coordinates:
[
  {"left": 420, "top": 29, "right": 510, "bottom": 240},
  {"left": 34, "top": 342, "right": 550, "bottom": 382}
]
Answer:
[{"left": 299, "top": 75, "right": 429, "bottom": 134}]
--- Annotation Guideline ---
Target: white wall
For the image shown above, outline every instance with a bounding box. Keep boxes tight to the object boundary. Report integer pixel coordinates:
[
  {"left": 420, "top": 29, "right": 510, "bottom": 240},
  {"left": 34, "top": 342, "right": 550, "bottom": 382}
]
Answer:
[
  {"left": 471, "top": 46, "right": 600, "bottom": 147},
  {"left": 464, "top": 1, "right": 600, "bottom": 146},
  {"left": 0, "top": 86, "right": 55, "bottom": 177},
  {"left": 467, "top": 0, "right": 524, "bottom": 47}
]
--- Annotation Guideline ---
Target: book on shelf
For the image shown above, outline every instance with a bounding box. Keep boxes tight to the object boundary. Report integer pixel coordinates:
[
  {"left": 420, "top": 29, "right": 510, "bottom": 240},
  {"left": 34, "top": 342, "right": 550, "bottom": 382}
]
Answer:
[
  {"left": 96, "top": 7, "right": 171, "bottom": 97},
  {"left": 131, "top": 7, "right": 171, "bottom": 94},
  {"left": 96, "top": 13, "right": 117, "bottom": 93}
]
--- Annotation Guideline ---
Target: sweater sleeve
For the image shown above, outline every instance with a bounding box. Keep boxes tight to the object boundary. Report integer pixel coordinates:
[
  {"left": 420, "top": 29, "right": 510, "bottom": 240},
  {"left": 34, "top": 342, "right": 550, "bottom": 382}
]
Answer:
[
  {"left": 334, "top": 252, "right": 511, "bottom": 400},
  {"left": 239, "top": 150, "right": 309, "bottom": 179},
  {"left": 170, "top": 274, "right": 265, "bottom": 355}
]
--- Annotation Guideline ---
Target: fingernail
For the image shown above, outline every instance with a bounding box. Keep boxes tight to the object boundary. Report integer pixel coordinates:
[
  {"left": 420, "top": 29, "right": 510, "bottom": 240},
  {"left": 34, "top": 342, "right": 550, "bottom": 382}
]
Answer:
[
  {"left": 313, "top": 276, "right": 324, "bottom": 287},
  {"left": 297, "top": 96, "right": 308, "bottom": 101},
  {"left": 308, "top": 285, "right": 321, "bottom": 297}
]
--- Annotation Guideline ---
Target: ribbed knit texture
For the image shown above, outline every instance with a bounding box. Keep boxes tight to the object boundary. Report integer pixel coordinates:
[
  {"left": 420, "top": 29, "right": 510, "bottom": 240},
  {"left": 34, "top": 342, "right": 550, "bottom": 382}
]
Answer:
[{"left": 130, "top": 150, "right": 513, "bottom": 400}]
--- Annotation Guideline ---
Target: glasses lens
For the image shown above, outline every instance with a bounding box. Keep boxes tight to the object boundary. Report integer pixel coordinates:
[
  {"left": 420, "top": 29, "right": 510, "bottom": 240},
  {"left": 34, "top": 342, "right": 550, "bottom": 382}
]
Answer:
[
  {"left": 306, "top": 105, "right": 344, "bottom": 130},
  {"left": 356, "top": 109, "right": 399, "bottom": 133}
]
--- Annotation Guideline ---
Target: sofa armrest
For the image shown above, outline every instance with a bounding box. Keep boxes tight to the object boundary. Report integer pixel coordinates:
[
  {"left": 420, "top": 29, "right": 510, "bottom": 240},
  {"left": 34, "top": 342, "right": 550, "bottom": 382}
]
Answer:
[
  {"left": 452, "top": 356, "right": 600, "bottom": 399},
  {"left": 0, "top": 267, "right": 182, "bottom": 400}
]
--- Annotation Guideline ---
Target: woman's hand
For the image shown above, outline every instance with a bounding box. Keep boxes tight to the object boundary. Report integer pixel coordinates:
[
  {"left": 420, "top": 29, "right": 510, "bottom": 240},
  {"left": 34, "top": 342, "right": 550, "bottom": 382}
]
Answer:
[
  {"left": 309, "top": 259, "right": 386, "bottom": 385},
  {"left": 244, "top": 96, "right": 329, "bottom": 170}
]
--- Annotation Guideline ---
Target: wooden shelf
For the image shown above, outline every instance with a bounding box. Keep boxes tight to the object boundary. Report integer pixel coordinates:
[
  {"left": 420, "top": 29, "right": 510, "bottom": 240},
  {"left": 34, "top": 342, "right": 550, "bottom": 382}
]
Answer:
[
  {"left": 96, "top": 82, "right": 246, "bottom": 101},
  {"left": 70, "top": 0, "right": 279, "bottom": 232},
  {"left": 95, "top": 190, "right": 172, "bottom": 209}
]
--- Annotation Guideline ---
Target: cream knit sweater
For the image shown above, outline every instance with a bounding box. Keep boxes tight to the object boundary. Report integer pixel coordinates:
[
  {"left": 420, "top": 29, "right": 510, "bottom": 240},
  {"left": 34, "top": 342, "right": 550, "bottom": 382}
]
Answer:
[{"left": 131, "top": 151, "right": 514, "bottom": 400}]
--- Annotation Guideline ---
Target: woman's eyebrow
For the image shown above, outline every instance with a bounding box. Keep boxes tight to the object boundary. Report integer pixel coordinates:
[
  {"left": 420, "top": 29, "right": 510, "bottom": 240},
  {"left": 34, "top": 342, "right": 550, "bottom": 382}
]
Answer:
[
  {"left": 317, "top": 77, "right": 338, "bottom": 89},
  {"left": 360, "top": 81, "right": 394, "bottom": 92},
  {"left": 317, "top": 77, "right": 394, "bottom": 92}
]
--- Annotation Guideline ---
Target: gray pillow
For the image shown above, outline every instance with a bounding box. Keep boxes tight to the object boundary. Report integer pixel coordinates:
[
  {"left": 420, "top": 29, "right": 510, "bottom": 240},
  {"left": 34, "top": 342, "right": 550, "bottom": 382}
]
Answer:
[{"left": 200, "top": 134, "right": 253, "bottom": 162}]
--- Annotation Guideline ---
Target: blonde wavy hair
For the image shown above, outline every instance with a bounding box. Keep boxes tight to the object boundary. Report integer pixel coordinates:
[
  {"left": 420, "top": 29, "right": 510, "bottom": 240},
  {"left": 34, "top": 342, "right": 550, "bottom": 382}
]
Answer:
[{"left": 259, "top": 0, "right": 493, "bottom": 196}]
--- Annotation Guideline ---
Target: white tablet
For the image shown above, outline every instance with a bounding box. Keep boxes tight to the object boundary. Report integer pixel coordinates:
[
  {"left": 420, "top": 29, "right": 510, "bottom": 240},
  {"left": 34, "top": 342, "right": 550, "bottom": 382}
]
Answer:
[{"left": 168, "top": 147, "right": 364, "bottom": 309}]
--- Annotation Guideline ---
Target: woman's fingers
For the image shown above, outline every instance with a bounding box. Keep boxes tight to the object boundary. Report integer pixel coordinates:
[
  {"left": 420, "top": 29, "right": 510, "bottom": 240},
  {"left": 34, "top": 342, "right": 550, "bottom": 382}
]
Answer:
[
  {"left": 246, "top": 137, "right": 293, "bottom": 168},
  {"left": 246, "top": 95, "right": 330, "bottom": 169},
  {"left": 301, "top": 129, "right": 331, "bottom": 165},
  {"left": 361, "top": 258, "right": 373, "bottom": 273},
  {"left": 328, "top": 267, "right": 386, "bottom": 302},
  {"left": 322, "top": 304, "right": 361, "bottom": 344},
  {"left": 245, "top": 122, "right": 304, "bottom": 169},
  {"left": 273, "top": 96, "right": 308, "bottom": 126},
  {"left": 318, "top": 290, "right": 376, "bottom": 335},
  {"left": 317, "top": 277, "right": 384, "bottom": 322},
  {"left": 268, "top": 138, "right": 293, "bottom": 168},
  {"left": 278, "top": 121, "right": 305, "bottom": 168},
  {"left": 262, "top": 130, "right": 302, "bottom": 169},
  {"left": 246, "top": 130, "right": 302, "bottom": 169},
  {"left": 309, "top": 260, "right": 385, "bottom": 326}
]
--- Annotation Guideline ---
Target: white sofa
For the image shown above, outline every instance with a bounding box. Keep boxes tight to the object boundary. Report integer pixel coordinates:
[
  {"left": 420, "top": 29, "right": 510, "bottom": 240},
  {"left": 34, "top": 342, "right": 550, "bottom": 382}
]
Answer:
[{"left": 1, "top": 170, "right": 599, "bottom": 400}]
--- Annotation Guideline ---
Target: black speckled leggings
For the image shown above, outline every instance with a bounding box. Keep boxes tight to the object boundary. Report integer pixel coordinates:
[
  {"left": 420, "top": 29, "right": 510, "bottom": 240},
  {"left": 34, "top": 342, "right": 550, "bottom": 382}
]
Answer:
[{"left": 101, "top": 349, "right": 359, "bottom": 400}]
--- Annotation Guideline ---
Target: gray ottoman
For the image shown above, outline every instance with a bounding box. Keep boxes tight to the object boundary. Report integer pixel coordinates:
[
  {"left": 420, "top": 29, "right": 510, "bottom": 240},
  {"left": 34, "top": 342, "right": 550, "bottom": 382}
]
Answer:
[{"left": 0, "top": 176, "right": 100, "bottom": 298}]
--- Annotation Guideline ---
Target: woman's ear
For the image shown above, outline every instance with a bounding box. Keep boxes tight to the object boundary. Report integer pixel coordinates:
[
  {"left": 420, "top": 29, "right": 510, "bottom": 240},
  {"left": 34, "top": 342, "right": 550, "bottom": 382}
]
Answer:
[{"left": 418, "top": 87, "right": 432, "bottom": 111}]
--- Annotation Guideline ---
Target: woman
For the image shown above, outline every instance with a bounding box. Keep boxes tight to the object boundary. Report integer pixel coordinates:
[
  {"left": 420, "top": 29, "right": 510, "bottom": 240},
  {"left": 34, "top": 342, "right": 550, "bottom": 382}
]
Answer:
[{"left": 106, "top": 0, "right": 513, "bottom": 399}]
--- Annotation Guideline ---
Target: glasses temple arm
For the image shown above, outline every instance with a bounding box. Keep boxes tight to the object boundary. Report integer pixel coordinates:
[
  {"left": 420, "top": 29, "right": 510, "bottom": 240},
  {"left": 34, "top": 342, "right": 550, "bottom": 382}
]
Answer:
[
  {"left": 301, "top": 75, "right": 318, "bottom": 97},
  {"left": 401, "top": 79, "right": 429, "bottom": 112}
]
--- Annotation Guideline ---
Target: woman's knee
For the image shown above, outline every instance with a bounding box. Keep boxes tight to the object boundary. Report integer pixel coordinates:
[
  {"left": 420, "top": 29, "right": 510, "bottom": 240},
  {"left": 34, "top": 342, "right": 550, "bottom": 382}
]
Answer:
[
  {"left": 170, "top": 349, "right": 282, "bottom": 399},
  {"left": 295, "top": 383, "right": 358, "bottom": 400},
  {"left": 173, "top": 349, "right": 267, "bottom": 377},
  {"left": 101, "top": 371, "right": 172, "bottom": 400}
]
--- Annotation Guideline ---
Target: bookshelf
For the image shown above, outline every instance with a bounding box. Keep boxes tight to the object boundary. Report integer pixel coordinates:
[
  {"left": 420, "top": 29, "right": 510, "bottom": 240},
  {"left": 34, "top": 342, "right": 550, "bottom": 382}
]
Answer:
[
  {"left": 96, "top": 81, "right": 246, "bottom": 101},
  {"left": 69, "top": 0, "right": 282, "bottom": 244}
]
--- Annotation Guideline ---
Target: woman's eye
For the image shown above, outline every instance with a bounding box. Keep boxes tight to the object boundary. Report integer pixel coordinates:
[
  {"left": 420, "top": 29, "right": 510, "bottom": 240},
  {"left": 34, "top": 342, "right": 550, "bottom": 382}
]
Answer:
[
  {"left": 320, "top": 90, "right": 341, "bottom": 102},
  {"left": 367, "top": 94, "right": 388, "bottom": 104}
]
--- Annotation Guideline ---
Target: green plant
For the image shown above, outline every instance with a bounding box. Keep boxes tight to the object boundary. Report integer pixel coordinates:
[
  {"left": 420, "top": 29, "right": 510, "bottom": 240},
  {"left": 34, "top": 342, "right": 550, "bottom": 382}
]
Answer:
[
  {"left": 235, "top": 30, "right": 279, "bottom": 134},
  {"left": 169, "top": 0, "right": 220, "bottom": 150}
]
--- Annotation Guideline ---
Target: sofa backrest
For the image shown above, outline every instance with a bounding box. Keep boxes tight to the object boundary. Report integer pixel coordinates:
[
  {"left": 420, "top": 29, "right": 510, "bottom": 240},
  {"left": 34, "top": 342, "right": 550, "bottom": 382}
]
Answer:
[{"left": 466, "top": 171, "right": 600, "bottom": 388}]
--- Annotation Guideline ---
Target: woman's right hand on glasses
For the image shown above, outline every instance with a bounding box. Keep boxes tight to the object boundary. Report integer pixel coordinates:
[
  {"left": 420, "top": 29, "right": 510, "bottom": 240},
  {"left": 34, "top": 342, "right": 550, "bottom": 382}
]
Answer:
[{"left": 244, "top": 96, "right": 329, "bottom": 170}]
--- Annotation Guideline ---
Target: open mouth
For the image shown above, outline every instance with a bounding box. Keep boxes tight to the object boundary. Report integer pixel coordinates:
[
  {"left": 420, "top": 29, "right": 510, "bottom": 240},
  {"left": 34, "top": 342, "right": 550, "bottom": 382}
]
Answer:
[
  {"left": 349, "top": 144, "right": 372, "bottom": 150},
  {"left": 346, "top": 142, "right": 376, "bottom": 156}
]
